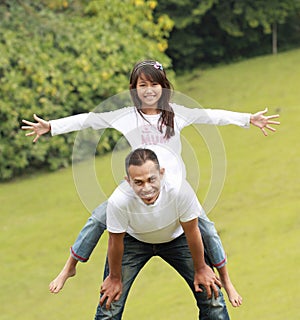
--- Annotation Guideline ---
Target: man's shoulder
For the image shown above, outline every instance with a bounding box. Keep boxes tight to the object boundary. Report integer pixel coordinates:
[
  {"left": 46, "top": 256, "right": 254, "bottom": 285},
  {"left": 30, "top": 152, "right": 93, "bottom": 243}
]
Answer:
[
  {"left": 164, "top": 175, "right": 191, "bottom": 192},
  {"left": 164, "top": 177, "right": 196, "bottom": 205},
  {"left": 109, "top": 181, "right": 135, "bottom": 206}
]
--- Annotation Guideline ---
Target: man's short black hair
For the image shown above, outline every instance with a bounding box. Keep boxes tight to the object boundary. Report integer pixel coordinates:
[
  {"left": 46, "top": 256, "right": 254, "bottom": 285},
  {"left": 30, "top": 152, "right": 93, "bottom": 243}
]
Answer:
[{"left": 125, "top": 148, "right": 160, "bottom": 177}]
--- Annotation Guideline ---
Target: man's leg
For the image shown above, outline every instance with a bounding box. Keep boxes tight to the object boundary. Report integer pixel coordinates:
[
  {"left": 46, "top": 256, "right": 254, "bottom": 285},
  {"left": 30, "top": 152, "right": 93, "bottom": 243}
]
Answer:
[
  {"left": 95, "top": 235, "right": 153, "bottom": 320},
  {"left": 49, "top": 202, "right": 107, "bottom": 293},
  {"left": 159, "top": 234, "right": 230, "bottom": 320}
]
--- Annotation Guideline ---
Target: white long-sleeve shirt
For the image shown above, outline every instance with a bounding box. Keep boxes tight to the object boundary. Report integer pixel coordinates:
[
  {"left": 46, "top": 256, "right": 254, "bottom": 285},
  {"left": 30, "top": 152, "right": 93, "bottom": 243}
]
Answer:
[{"left": 50, "top": 104, "right": 250, "bottom": 179}]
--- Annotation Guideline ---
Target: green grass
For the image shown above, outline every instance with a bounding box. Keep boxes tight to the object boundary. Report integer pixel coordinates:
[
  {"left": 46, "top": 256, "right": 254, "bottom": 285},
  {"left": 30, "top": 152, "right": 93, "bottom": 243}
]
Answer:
[{"left": 1, "top": 49, "right": 299, "bottom": 319}]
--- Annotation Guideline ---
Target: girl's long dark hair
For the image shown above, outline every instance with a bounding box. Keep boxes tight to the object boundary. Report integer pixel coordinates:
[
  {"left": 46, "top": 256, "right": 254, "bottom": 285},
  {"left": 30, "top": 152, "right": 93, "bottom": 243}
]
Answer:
[{"left": 129, "top": 60, "right": 175, "bottom": 139}]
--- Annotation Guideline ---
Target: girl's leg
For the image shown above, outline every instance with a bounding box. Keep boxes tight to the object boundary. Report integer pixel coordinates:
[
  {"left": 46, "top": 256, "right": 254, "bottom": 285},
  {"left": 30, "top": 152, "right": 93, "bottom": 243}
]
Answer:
[
  {"left": 198, "top": 213, "right": 226, "bottom": 268},
  {"left": 198, "top": 212, "right": 242, "bottom": 307},
  {"left": 217, "top": 265, "right": 242, "bottom": 307},
  {"left": 71, "top": 202, "right": 108, "bottom": 262},
  {"left": 49, "top": 202, "right": 107, "bottom": 293},
  {"left": 49, "top": 255, "right": 78, "bottom": 293}
]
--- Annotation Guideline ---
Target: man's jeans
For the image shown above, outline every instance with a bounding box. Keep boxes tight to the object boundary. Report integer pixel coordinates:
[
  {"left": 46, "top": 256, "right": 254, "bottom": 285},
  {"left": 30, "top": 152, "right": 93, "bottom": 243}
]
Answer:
[
  {"left": 95, "top": 234, "right": 230, "bottom": 320},
  {"left": 71, "top": 202, "right": 226, "bottom": 268}
]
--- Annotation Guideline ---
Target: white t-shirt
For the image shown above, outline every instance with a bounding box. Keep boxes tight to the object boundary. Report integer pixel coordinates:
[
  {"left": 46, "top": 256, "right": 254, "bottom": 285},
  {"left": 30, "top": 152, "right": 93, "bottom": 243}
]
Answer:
[
  {"left": 106, "top": 176, "right": 204, "bottom": 243},
  {"left": 50, "top": 103, "right": 250, "bottom": 179}
]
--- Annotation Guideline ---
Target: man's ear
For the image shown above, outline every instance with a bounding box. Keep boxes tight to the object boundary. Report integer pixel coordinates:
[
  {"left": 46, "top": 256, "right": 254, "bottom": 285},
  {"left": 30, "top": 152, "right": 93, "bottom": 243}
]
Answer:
[
  {"left": 160, "top": 168, "right": 165, "bottom": 176},
  {"left": 124, "top": 176, "right": 130, "bottom": 184}
]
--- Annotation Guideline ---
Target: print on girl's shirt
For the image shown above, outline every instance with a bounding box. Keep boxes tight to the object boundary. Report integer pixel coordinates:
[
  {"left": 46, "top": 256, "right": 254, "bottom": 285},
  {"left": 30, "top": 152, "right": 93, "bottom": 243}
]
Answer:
[{"left": 141, "top": 124, "right": 168, "bottom": 145}]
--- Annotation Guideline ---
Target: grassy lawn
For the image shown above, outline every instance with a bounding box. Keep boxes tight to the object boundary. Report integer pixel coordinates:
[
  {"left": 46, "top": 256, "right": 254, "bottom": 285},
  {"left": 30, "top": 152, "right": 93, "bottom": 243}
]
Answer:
[{"left": 1, "top": 49, "right": 299, "bottom": 319}]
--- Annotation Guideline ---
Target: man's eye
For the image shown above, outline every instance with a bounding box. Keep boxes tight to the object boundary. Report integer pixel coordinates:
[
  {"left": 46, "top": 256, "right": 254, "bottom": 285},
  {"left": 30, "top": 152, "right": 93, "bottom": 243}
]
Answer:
[{"left": 135, "top": 181, "right": 143, "bottom": 186}]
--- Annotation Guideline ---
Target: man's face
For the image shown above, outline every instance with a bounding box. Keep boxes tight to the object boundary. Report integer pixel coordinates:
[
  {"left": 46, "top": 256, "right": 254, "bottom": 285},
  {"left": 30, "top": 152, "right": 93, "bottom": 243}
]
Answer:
[{"left": 126, "top": 160, "right": 165, "bottom": 205}]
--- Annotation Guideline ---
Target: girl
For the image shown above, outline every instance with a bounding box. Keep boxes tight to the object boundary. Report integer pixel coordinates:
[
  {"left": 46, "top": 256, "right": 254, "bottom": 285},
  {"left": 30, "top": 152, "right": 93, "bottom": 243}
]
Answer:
[{"left": 22, "top": 60, "right": 279, "bottom": 308}]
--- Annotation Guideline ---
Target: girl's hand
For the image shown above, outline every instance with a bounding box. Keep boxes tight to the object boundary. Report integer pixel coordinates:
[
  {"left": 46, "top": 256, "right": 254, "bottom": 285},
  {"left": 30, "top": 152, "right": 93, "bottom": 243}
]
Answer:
[
  {"left": 22, "top": 114, "right": 51, "bottom": 143},
  {"left": 250, "top": 108, "right": 280, "bottom": 136}
]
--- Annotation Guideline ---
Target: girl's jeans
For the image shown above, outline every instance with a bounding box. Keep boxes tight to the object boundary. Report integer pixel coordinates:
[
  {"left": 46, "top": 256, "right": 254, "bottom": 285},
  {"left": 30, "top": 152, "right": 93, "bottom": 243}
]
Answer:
[
  {"left": 71, "top": 201, "right": 227, "bottom": 269},
  {"left": 95, "top": 233, "right": 230, "bottom": 320}
]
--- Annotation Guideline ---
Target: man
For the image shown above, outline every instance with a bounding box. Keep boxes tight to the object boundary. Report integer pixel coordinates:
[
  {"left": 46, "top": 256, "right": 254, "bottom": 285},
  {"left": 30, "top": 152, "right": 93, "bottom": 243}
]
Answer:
[{"left": 96, "top": 148, "right": 230, "bottom": 319}]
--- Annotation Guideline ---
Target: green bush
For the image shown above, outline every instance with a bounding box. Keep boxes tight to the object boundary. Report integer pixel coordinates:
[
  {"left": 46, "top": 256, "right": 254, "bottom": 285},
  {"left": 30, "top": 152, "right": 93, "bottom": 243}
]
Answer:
[{"left": 0, "top": 0, "right": 173, "bottom": 180}]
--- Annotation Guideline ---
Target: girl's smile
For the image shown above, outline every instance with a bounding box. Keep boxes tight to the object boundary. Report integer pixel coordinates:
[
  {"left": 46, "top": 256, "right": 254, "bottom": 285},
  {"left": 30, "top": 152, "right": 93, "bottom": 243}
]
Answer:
[{"left": 136, "top": 76, "right": 162, "bottom": 114}]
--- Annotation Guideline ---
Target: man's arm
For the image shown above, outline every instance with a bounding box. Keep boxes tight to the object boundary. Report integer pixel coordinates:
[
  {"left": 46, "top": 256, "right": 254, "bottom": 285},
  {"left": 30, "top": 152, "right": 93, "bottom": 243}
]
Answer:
[
  {"left": 181, "top": 218, "right": 222, "bottom": 299},
  {"left": 100, "top": 232, "right": 125, "bottom": 310}
]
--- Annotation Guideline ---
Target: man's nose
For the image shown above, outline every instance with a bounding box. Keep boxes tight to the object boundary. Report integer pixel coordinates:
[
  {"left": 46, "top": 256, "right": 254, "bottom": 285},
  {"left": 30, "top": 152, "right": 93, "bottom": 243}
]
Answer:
[{"left": 142, "top": 182, "right": 152, "bottom": 191}]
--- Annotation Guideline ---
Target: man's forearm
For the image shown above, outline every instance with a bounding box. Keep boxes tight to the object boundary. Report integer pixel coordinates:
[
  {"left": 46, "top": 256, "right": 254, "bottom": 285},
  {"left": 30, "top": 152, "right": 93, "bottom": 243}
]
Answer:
[
  {"left": 187, "top": 231, "right": 207, "bottom": 271},
  {"left": 181, "top": 219, "right": 206, "bottom": 271},
  {"left": 108, "top": 232, "right": 125, "bottom": 279}
]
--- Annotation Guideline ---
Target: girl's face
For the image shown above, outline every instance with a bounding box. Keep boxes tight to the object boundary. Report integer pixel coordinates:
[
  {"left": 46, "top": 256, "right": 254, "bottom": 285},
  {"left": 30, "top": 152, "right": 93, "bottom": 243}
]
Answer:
[{"left": 136, "top": 75, "right": 162, "bottom": 114}]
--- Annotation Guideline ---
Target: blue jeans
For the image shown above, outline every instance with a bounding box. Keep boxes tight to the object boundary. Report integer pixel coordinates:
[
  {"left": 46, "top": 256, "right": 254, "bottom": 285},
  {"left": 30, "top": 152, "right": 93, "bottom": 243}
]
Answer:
[
  {"left": 95, "top": 234, "right": 230, "bottom": 320},
  {"left": 70, "top": 202, "right": 107, "bottom": 262},
  {"left": 71, "top": 202, "right": 226, "bottom": 268}
]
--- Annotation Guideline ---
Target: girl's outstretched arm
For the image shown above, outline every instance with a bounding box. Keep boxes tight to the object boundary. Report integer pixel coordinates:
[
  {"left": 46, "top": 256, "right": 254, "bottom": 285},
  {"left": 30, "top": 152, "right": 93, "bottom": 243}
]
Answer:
[
  {"left": 22, "top": 114, "right": 51, "bottom": 143},
  {"left": 250, "top": 108, "right": 280, "bottom": 136}
]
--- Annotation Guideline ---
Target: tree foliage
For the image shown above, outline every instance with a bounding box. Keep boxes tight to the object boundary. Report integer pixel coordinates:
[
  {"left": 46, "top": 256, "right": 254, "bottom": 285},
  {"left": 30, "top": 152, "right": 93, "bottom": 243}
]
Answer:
[
  {"left": 157, "top": 0, "right": 300, "bottom": 70},
  {"left": 1, "top": 0, "right": 300, "bottom": 180},
  {"left": 0, "top": 0, "right": 173, "bottom": 180}
]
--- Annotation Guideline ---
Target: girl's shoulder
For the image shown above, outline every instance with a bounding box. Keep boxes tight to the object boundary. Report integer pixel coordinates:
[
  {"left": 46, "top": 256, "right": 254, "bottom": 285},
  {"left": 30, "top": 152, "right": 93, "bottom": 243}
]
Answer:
[
  {"left": 110, "top": 106, "right": 135, "bottom": 115},
  {"left": 170, "top": 103, "right": 189, "bottom": 114},
  {"left": 101, "top": 106, "right": 136, "bottom": 121},
  {"left": 170, "top": 103, "right": 192, "bottom": 123}
]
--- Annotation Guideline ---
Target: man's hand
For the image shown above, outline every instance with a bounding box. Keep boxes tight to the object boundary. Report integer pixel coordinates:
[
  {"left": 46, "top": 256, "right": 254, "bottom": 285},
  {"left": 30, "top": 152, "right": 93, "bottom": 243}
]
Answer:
[
  {"left": 99, "top": 275, "right": 123, "bottom": 310},
  {"left": 250, "top": 108, "right": 280, "bottom": 136},
  {"left": 21, "top": 114, "right": 51, "bottom": 143},
  {"left": 194, "top": 264, "right": 222, "bottom": 299}
]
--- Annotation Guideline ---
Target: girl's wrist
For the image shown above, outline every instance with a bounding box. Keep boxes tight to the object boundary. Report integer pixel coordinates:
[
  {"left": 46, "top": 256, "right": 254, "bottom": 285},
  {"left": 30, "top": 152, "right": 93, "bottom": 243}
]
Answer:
[{"left": 250, "top": 115, "right": 254, "bottom": 124}]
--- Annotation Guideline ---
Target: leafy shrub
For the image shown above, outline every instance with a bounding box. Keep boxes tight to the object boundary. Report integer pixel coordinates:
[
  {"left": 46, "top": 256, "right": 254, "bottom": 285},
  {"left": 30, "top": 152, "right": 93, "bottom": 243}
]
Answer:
[{"left": 0, "top": 0, "right": 173, "bottom": 180}]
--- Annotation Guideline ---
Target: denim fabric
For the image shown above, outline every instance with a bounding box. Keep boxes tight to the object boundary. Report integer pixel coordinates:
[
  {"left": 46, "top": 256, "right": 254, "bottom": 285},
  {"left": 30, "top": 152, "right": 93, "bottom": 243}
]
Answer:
[
  {"left": 70, "top": 202, "right": 107, "bottom": 262},
  {"left": 95, "top": 234, "right": 230, "bottom": 320},
  {"left": 71, "top": 201, "right": 226, "bottom": 267},
  {"left": 198, "top": 215, "right": 227, "bottom": 268},
  {"left": 92, "top": 201, "right": 108, "bottom": 224}
]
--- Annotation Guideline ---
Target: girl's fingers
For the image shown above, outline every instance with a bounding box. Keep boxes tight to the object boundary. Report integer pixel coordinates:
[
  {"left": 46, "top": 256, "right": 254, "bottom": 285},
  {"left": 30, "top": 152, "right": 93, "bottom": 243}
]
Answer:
[
  {"left": 26, "top": 132, "right": 35, "bottom": 137},
  {"left": 22, "top": 119, "right": 35, "bottom": 126},
  {"left": 33, "top": 114, "right": 43, "bottom": 122},
  {"left": 267, "top": 120, "right": 280, "bottom": 125},
  {"left": 261, "top": 128, "right": 267, "bottom": 136},
  {"left": 267, "top": 115, "right": 280, "bottom": 120},
  {"left": 266, "top": 125, "right": 276, "bottom": 132}
]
